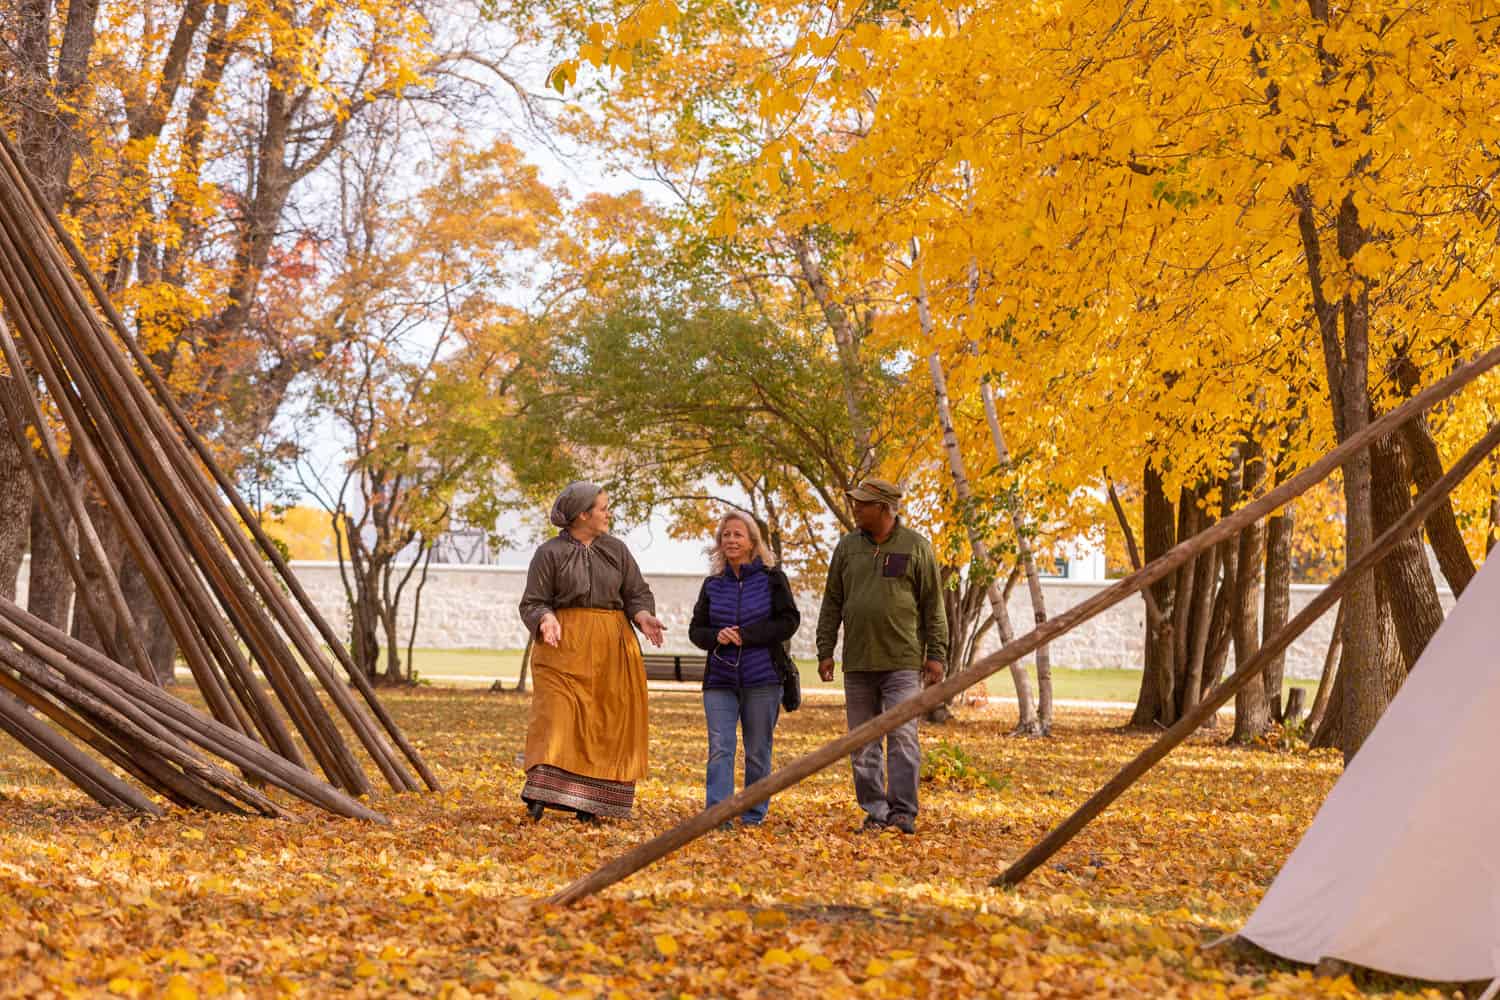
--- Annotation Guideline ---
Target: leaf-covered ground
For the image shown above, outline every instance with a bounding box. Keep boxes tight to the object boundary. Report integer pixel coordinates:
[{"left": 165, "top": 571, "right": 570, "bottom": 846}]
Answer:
[{"left": 0, "top": 690, "right": 1469, "bottom": 998}]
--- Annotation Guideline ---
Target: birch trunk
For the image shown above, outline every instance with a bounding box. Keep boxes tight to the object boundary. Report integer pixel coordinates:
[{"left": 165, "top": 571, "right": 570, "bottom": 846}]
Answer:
[
  {"left": 792, "top": 233, "right": 877, "bottom": 479},
  {"left": 919, "top": 298, "right": 1039, "bottom": 733},
  {"left": 978, "top": 378, "right": 1054, "bottom": 733}
]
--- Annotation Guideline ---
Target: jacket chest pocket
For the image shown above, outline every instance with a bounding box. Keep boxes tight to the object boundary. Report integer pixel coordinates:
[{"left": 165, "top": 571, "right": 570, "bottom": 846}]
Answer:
[{"left": 880, "top": 552, "right": 911, "bottom": 579}]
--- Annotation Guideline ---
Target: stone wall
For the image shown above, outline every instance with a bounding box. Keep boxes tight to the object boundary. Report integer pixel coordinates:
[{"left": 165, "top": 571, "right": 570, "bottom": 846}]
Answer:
[{"left": 12, "top": 558, "right": 1455, "bottom": 680}]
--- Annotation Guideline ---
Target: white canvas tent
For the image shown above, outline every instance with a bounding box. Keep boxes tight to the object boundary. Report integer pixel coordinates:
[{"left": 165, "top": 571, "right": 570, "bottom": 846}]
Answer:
[{"left": 1239, "top": 553, "right": 1500, "bottom": 993}]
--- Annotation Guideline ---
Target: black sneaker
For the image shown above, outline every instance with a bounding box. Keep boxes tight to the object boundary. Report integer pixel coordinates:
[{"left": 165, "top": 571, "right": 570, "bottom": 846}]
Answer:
[
  {"left": 888, "top": 813, "right": 916, "bottom": 835},
  {"left": 861, "top": 815, "right": 890, "bottom": 832}
]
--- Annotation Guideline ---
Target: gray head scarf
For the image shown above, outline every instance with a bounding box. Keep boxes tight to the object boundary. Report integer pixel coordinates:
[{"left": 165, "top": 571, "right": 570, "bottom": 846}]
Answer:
[{"left": 549, "top": 480, "right": 602, "bottom": 528}]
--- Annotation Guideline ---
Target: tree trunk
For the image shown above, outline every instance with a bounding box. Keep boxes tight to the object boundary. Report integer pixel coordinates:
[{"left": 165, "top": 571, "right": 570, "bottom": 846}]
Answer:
[
  {"left": 1171, "top": 490, "right": 1198, "bottom": 678},
  {"left": 1180, "top": 526, "right": 1219, "bottom": 718},
  {"left": 405, "top": 542, "right": 436, "bottom": 685},
  {"left": 1297, "top": 186, "right": 1381, "bottom": 763},
  {"left": 1313, "top": 576, "right": 1404, "bottom": 752},
  {"left": 1370, "top": 433, "right": 1445, "bottom": 672},
  {"left": 940, "top": 564, "right": 989, "bottom": 676},
  {"left": 1392, "top": 358, "right": 1475, "bottom": 595},
  {"left": 0, "top": 378, "right": 31, "bottom": 601},
  {"left": 1198, "top": 533, "right": 1239, "bottom": 731},
  {"left": 380, "top": 602, "right": 403, "bottom": 684},
  {"left": 3, "top": 0, "right": 99, "bottom": 606},
  {"left": 794, "top": 233, "right": 877, "bottom": 479},
  {"left": 118, "top": 554, "right": 177, "bottom": 684},
  {"left": 1261, "top": 505, "right": 1294, "bottom": 721},
  {"left": 1305, "top": 600, "right": 1344, "bottom": 734},
  {"left": 69, "top": 494, "right": 124, "bottom": 654},
  {"left": 1231, "top": 441, "right": 1271, "bottom": 743},
  {"left": 26, "top": 478, "right": 77, "bottom": 629},
  {"left": 350, "top": 574, "right": 381, "bottom": 681},
  {"left": 515, "top": 637, "right": 533, "bottom": 693},
  {"left": 335, "top": 510, "right": 380, "bottom": 680},
  {"left": 11, "top": 0, "right": 102, "bottom": 212},
  {"left": 1130, "top": 461, "right": 1177, "bottom": 728},
  {"left": 1335, "top": 409, "right": 1380, "bottom": 762},
  {"left": 933, "top": 563, "right": 988, "bottom": 724}
]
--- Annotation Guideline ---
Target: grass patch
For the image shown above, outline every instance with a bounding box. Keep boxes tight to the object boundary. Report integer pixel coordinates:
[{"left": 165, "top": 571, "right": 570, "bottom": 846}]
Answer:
[{"left": 408, "top": 648, "right": 1319, "bottom": 704}]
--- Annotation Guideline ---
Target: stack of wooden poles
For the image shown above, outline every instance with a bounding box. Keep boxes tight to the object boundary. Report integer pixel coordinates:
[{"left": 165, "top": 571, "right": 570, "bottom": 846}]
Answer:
[{"left": 0, "top": 127, "right": 436, "bottom": 819}]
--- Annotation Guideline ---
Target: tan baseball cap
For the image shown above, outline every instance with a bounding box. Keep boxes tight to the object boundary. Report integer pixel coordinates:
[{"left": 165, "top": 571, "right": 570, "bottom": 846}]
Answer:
[{"left": 846, "top": 478, "right": 903, "bottom": 506}]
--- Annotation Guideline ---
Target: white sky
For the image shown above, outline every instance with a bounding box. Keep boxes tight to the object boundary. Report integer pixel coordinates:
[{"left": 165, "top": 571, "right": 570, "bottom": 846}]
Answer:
[{"left": 280, "top": 54, "right": 726, "bottom": 575}]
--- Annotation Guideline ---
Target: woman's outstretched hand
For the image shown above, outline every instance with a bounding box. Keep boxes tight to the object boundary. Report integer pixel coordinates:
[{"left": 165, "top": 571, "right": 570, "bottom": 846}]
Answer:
[
  {"left": 635, "top": 611, "right": 666, "bottom": 647},
  {"left": 539, "top": 613, "right": 562, "bottom": 647}
]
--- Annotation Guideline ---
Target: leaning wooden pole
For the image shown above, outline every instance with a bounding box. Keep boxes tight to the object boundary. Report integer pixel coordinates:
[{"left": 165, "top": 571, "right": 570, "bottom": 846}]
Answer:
[
  {"left": 993, "top": 415, "right": 1500, "bottom": 886},
  {"left": 547, "top": 343, "right": 1500, "bottom": 906},
  {"left": 0, "top": 690, "right": 163, "bottom": 813},
  {"left": 0, "top": 596, "right": 391, "bottom": 822}
]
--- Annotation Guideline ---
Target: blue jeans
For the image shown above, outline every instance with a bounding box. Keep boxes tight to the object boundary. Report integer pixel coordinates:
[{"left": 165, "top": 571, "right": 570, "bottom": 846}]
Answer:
[{"left": 704, "top": 685, "right": 782, "bottom": 824}]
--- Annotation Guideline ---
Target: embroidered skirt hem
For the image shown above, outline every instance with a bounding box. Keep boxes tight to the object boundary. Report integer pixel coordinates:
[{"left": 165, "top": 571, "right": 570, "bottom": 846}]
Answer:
[{"left": 522, "top": 764, "right": 635, "bottom": 818}]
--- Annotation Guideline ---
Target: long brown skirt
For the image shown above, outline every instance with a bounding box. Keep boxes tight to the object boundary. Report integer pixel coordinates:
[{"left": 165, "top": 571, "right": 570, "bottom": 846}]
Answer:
[{"left": 522, "top": 608, "right": 648, "bottom": 817}]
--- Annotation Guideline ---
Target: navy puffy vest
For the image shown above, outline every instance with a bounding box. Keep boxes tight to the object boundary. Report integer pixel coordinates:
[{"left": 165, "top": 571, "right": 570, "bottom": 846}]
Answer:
[{"left": 703, "top": 559, "right": 779, "bottom": 688}]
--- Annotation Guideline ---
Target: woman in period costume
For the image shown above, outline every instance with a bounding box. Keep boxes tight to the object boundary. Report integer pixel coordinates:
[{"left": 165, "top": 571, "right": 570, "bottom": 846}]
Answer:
[
  {"left": 518, "top": 482, "right": 665, "bottom": 822},
  {"left": 688, "top": 512, "right": 800, "bottom": 826}
]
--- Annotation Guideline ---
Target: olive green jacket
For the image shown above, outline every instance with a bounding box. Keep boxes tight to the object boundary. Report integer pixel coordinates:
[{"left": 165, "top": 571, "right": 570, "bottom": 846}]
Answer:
[{"left": 815, "top": 521, "right": 948, "bottom": 672}]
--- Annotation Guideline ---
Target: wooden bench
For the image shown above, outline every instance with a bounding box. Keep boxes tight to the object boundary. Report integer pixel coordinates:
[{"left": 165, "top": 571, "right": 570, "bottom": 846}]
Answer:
[{"left": 641, "top": 652, "right": 706, "bottom": 684}]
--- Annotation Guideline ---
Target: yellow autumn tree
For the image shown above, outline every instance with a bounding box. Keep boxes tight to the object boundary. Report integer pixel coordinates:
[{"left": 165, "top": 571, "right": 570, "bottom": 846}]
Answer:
[{"left": 548, "top": 0, "right": 1500, "bottom": 754}]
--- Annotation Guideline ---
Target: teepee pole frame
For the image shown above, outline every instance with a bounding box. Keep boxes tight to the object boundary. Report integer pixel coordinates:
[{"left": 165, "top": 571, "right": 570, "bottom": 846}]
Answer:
[
  {"left": 548, "top": 342, "right": 1500, "bottom": 907},
  {"left": 0, "top": 126, "right": 438, "bottom": 793},
  {"left": 0, "top": 149, "right": 373, "bottom": 793}
]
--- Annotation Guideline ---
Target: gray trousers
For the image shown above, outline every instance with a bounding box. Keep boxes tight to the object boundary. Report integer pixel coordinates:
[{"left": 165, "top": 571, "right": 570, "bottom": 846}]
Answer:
[{"left": 843, "top": 669, "right": 921, "bottom": 821}]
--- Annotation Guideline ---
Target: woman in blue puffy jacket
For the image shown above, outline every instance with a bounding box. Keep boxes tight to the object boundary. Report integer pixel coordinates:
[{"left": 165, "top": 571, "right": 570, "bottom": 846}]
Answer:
[{"left": 688, "top": 512, "right": 801, "bottom": 826}]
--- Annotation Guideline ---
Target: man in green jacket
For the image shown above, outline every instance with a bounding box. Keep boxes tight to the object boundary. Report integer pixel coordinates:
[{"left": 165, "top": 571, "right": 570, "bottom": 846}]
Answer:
[{"left": 816, "top": 478, "right": 948, "bottom": 834}]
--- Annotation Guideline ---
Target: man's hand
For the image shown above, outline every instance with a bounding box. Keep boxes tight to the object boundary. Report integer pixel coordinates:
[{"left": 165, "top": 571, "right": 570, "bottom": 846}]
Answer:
[
  {"left": 818, "top": 658, "right": 835, "bottom": 683},
  {"left": 539, "top": 613, "right": 562, "bottom": 648},
  {"left": 716, "top": 626, "right": 742, "bottom": 647},
  {"left": 922, "top": 659, "right": 945, "bottom": 686},
  {"left": 635, "top": 611, "right": 666, "bottom": 647}
]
